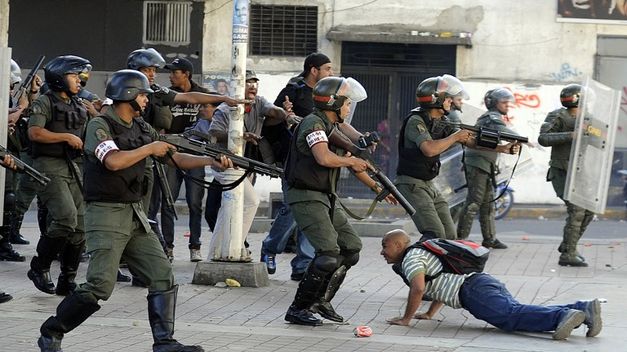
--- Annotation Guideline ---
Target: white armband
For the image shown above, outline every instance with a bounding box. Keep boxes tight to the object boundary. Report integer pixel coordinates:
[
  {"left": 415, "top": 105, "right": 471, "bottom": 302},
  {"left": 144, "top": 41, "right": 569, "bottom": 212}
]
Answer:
[
  {"left": 306, "top": 130, "right": 328, "bottom": 148},
  {"left": 94, "top": 140, "right": 119, "bottom": 162}
]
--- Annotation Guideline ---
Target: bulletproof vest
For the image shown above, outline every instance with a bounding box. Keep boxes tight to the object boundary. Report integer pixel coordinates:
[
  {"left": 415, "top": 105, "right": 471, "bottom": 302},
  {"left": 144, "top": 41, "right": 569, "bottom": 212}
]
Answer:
[
  {"left": 285, "top": 112, "right": 336, "bottom": 193},
  {"left": 143, "top": 84, "right": 174, "bottom": 130},
  {"left": 31, "top": 92, "right": 88, "bottom": 159},
  {"left": 83, "top": 116, "right": 153, "bottom": 203},
  {"left": 396, "top": 109, "right": 442, "bottom": 181},
  {"left": 550, "top": 108, "right": 576, "bottom": 168},
  {"left": 284, "top": 78, "right": 314, "bottom": 118}
]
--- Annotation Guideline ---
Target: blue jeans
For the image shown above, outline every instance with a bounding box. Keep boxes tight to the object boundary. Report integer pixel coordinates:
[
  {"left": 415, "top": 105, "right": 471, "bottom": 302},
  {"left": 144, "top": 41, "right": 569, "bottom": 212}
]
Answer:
[
  {"left": 460, "top": 273, "right": 586, "bottom": 332},
  {"left": 161, "top": 166, "right": 205, "bottom": 249},
  {"left": 261, "top": 180, "right": 314, "bottom": 274}
]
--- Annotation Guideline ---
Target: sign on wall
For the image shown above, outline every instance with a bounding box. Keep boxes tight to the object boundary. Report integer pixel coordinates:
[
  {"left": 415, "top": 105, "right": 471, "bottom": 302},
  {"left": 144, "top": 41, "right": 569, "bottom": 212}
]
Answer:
[{"left": 557, "top": 0, "right": 627, "bottom": 24}]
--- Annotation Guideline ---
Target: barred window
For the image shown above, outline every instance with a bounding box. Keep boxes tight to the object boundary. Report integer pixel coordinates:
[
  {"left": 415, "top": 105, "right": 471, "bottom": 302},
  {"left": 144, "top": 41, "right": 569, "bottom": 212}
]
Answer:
[
  {"left": 143, "top": 1, "right": 192, "bottom": 46},
  {"left": 250, "top": 5, "right": 318, "bottom": 56}
]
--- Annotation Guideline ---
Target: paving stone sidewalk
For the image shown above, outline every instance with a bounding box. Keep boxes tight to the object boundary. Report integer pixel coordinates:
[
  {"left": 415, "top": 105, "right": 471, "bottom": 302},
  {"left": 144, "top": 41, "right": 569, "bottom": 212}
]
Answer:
[{"left": 0, "top": 214, "right": 625, "bottom": 352}]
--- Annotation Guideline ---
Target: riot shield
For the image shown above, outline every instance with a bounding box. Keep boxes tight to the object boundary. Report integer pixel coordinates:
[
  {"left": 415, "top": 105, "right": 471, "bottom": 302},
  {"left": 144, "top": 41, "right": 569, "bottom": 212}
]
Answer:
[
  {"left": 564, "top": 77, "right": 621, "bottom": 213},
  {"left": 432, "top": 145, "right": 467, "bottom": 207}
]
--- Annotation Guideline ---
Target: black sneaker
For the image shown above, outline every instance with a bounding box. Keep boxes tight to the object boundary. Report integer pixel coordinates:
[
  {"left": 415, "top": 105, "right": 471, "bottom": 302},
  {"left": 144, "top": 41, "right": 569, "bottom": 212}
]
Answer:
[
  {"left": 482, "top": 239, "right": 508, "bottom": 249},
  {"left": 260, "top": 253, "right": 276, "bottom": 274}
]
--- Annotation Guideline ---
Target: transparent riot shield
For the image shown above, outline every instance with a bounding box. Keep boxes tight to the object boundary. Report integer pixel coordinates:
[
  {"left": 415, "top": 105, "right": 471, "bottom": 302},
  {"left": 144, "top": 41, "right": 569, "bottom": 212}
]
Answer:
[
  {"left": 564, "top": 77, "right": 621, "bottom": 213},
  {"left": 432, "top": 145, "right": 467, "bottom": 207}
]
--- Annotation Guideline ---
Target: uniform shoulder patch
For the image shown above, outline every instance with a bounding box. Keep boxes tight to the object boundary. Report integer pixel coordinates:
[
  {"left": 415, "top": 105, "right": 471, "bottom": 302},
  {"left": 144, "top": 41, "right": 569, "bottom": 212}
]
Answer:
[
  {"left": 95, "top": 128, "right": 109, "bottom": 142},
  {"left": 417, "top": 122, "right": 427, "bottom": 134},
  {"left": 31, "top": 104, "right": 43, "bottom": 115}
]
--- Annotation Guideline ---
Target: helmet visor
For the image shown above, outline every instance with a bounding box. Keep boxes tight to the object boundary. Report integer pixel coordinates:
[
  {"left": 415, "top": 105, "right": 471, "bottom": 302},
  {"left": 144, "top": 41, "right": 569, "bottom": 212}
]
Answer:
[
  {"left": 338, "top": 77, "right": 367, "bottom": 103},
  {"left": 440, "top": 74, "right": 469, "bottom": 100}
]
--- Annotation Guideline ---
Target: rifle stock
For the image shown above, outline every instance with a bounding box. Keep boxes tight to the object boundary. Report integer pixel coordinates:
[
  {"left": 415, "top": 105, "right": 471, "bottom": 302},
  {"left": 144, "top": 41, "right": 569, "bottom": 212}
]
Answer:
[
  {"left": 11, "top": 55, "right": 45, "bottom": 101},
  {"left": 153, "top": 157, "right": 177, "bottom": 220},
  {"left": 0, "top": 145, "right": 50, "bottom": 186},
  {"left": 327, "top": 126, "right": 416, "bottom": 216},
  {"left": 160, "top": 131, "right": 283, "bottom": 178}
]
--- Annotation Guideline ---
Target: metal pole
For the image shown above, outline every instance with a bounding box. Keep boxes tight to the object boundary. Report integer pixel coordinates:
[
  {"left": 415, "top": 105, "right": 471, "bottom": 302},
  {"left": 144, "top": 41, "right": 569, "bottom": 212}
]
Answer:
[
  {"left": 0, "top": 47, "right": 10, "bottom": 227},
  {"left": 208, "top": 0, "right": 249, "bottom": 261}
]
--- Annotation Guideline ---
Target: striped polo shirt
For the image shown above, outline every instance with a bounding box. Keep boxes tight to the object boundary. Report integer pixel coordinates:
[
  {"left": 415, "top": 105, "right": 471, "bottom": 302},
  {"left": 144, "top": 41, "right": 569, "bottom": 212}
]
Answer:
[{"left": 402, "top": 248, "right": 473, "bottom": 309}]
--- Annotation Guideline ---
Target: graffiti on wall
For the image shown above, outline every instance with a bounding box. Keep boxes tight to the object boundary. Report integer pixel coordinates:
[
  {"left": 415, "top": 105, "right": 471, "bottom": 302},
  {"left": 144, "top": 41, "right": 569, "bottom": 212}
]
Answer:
[{"left": 549, "top": 63, "right": 582, "bottom": 82}]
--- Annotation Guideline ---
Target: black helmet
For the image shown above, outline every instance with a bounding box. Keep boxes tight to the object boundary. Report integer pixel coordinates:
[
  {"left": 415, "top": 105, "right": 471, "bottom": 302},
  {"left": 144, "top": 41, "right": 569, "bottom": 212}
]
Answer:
[
  {"left": 416, "top": 74, "right": 467, "bottom": 109},
  {"left": 560, "top": 84, "right": 582, "bottom": 108},
  {"left": 484, "top": 88, "right": 514, "bottom": 110},
  {"left": 105, "top": 69, "right": 154, "bottom": 101},
  {"left": 44, "top": 55, "right": 92, "bottom": 93},
  {"left": 10, "top": 59, "right": 22, "bottom": 86},
  {"left": 313, "top": 77, "right": 367, "bottom": 112},
  {"left": 127, "top": 48, "right": 166, "bottom": 70}
]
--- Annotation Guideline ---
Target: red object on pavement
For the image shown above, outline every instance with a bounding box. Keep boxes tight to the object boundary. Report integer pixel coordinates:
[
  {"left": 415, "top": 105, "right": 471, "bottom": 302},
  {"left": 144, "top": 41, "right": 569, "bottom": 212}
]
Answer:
[{"left": 353, "top": 325, "right": 373, "bottom": 337}]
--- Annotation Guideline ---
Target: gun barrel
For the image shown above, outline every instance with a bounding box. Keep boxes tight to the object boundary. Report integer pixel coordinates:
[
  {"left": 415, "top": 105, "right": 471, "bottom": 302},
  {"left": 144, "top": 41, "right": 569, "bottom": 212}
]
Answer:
[
  {"left": 373, "top": 169, "right": 416, "bottom": 216},
  {"left": 457, "top": 123, "right": 529, "bottom": 144},
  {"left": 0, "top": 147, "right": 49, "bottom": 186},
  {"left": 162, "top": 134, "right": 283, "bottom": 178},
  {"left": 12, "top": 55, "right": 45, "bottom": 101}
]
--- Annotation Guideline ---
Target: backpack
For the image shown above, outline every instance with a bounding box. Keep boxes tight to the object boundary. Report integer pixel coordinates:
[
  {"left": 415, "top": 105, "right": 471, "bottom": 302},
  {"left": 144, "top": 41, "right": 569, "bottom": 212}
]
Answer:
[{"left": 393, "top": 239, "right": 489, "bottom": 285}]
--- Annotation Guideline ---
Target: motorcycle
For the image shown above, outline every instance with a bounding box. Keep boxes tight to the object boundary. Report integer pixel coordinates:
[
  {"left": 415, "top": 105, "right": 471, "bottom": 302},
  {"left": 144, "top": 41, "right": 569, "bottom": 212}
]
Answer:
[{"left": 494, "top": 180, "right": 514, "bottom": 220}]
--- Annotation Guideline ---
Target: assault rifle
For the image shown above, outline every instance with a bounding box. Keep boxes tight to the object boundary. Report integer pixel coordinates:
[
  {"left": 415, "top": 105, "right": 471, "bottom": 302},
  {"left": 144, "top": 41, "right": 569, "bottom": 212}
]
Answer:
[
  {"left": 327, "top": 125, "right": 416, "bottom": 216},
  {"left": 0, "top": 145, "right": 50, "bottom": 186},
  {"left": 444, "top": 122, "right": 528, "bottom": 149},
  {"left": 12, "top": 55, "right": 45, "bottom": 102},
  {"left": 152, "top": 157, "right": 177, "bottom": 220},
  {"left": 160, "top": 131, "right": 283, "bottom": 179}
]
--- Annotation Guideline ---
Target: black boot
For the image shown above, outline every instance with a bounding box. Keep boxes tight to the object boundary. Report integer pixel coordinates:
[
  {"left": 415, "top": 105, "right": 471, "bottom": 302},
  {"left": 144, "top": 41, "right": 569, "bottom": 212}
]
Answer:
[
  {"left": 148, "top": 285, "right": 204, "bottom": 352},
  {"left": 0, "top": 226, "right": 25, "bottom": 262},
  {"left": 39, "top": 293, "right": 100, "bottom": 352},
  {"left": 0, "top": 291, "right": 12, "bottom": 304},
  {"left": 37, "top": 198, "right": 49, "bottom": 236},
  {"left": 9, "top": 213, "right": 29, "bottom": 245},
  {"left": 29, "top": 236, "right": 67, "bottom": 294},
  {"left": 310, "top": 265, "right": 346, "bottom": 323},
  {"left": 117, "top": 269, "right": 131, "bottom": 282},
  {"left": 284, "top": 270, "right": 325, "bottom": 326},
  {"left": 55, "top": 241, "right": 85, "bottom": 296}
]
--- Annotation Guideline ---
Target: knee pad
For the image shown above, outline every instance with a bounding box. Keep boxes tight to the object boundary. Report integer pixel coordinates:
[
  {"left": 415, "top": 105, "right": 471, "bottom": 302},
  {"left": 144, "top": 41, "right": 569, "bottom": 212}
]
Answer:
[
  {"left": 4, "top": 192, "right": 16, "bottom": 211},
  {"left": 311, "top": 254, "right": 339, "bottom": 276},
  {"left": 466, "top": 202, "right": 480, "bottom": 213}
]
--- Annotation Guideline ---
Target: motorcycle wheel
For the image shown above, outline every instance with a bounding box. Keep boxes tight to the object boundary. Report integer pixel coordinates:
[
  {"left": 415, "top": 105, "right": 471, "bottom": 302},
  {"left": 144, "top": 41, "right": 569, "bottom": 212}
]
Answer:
[{"left": 494, "top": 190, "right": 514, "bottom": 220}]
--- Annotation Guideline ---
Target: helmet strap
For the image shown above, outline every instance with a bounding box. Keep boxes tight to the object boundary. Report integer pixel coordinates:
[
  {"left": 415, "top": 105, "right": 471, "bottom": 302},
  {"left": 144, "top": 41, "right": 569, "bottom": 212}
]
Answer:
[{"left": 130, "top": 100, "right": 143, "bottom": 112}]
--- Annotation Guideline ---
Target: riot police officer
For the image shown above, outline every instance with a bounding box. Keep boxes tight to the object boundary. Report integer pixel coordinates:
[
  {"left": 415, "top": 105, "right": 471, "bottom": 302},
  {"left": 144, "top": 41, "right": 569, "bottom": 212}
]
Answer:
[
  {"left": 456, "top": 88, "right": 523, "bottom": 248},
  {"left": 283, "top": 76, "right": 395, "bottom": 326},
  {"left": 127, "top": 48, "right": 242, "bottom": 262},
  {"left": 395, "top": 75, "right": 474, "bottom": 240},
  {"left": 538, "top": 84, "right": 591, "bottom": 267},
  {"left": 37, "top": 69, "right": 232, "bottom": 352},
  {"left": 27, "top": 55, "right": 91, "bottom": 296}
]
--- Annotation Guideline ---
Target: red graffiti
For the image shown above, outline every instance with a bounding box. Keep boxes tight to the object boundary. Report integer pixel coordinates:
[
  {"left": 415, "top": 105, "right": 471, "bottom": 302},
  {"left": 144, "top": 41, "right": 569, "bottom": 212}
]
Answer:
[
  {"left": 512, "top": 92, "right": 541, "bottom": 108},
  {"left": 621, "top": 87, "right": 627, "bottom": 114}
]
